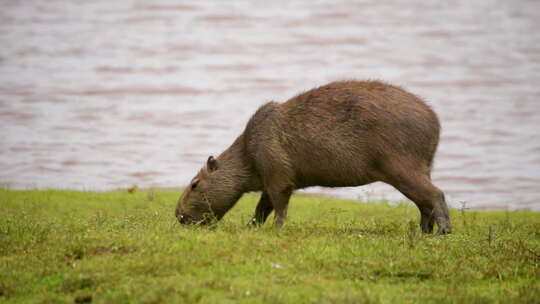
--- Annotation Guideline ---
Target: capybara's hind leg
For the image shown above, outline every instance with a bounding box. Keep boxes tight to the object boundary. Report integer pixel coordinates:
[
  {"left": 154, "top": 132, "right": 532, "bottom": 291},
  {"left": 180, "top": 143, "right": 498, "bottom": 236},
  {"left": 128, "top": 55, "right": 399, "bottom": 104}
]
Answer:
[
  {"left": 405, "top": 180, "right": 450, "bottom": 235},
  {"left": 434, "top": 192, "right": 451, "bottom": 235},
  {"left": 248, "top": 192, "right": 274, "bottom": 227},
  {"left": 419, "top": 207, "right": 435, "bottom": 234},
  {"left": 385, "top": 169, "right": 451, "bottom": 235}
]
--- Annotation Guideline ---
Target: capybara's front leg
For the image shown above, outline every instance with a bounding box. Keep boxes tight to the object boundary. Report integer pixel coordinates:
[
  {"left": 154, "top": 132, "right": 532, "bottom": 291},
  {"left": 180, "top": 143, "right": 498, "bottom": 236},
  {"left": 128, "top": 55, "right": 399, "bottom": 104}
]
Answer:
[
  {"left": 247, "top": 192, "right": 273, "bottom": 227},
  {"left": 268, "top": 188, "right": 292, "bottom": 228}
]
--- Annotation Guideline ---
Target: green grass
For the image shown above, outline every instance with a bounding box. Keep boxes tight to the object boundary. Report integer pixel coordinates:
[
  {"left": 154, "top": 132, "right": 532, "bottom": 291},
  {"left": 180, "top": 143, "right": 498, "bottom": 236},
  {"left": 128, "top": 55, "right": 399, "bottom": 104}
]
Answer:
[{"left": 1, "top": 189, "right": 539, "bottom": 303}]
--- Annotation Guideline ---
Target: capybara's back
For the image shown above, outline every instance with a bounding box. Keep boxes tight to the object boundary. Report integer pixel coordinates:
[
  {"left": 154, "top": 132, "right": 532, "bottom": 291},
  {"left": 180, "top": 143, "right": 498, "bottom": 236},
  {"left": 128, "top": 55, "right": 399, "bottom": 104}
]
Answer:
[{"left": 245, "top": 81, "right": 439, "bottom": 188}]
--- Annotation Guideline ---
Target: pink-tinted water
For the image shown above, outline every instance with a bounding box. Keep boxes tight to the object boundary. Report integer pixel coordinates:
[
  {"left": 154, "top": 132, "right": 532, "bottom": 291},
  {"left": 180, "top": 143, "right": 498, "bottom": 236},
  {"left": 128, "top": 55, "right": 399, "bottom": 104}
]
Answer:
[{"left": 1, "top": 1, "right": 539, "bottom": 210}]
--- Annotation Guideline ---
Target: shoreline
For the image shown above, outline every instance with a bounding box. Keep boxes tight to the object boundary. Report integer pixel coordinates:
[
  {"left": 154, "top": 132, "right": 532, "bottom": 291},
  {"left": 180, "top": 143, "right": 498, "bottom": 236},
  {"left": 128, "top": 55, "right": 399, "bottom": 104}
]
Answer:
[{"left": 2, "top": 187, "right": 538, "bottom": 213}]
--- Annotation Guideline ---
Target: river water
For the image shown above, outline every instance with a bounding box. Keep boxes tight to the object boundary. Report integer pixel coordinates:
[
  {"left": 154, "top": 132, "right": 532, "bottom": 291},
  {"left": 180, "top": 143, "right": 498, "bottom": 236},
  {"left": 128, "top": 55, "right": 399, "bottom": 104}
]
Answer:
[{"left": 1, "top": 0, "right": 539, "bottom": 211}]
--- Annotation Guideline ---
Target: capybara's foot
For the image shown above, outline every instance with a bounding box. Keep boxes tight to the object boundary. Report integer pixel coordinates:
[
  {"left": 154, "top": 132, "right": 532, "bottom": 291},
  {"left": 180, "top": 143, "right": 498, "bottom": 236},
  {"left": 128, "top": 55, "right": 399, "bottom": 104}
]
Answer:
[
  {"left": 436, "top": 217, "right": 452, "bottom": 235},
  {"left": 421, "top": 222, "right": 434, "bottom": 234},
  {"left": 420, "top": 212, "right": 435, "bottom": 234}
]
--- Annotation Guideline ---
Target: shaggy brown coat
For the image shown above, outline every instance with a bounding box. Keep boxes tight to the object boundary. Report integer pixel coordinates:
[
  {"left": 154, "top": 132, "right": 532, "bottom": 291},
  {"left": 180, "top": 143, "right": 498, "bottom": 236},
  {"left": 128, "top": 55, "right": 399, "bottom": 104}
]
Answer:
[{"left": 176, "top": 80, "right": 451, "bottom": 234}]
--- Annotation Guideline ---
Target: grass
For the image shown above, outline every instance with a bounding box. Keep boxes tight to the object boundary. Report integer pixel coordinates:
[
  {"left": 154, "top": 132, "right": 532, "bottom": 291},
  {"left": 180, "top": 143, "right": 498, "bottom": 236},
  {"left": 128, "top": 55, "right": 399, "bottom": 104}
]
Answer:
[{"left": 0, "top": 189, "right": 539, "bottom": 303}]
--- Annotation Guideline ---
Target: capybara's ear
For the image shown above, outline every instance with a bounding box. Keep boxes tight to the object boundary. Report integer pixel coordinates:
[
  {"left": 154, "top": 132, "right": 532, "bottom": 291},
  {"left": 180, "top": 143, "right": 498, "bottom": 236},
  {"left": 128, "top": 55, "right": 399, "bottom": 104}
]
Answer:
[{"left": 207, "top": 156, "right": 218, "bottom": 172}]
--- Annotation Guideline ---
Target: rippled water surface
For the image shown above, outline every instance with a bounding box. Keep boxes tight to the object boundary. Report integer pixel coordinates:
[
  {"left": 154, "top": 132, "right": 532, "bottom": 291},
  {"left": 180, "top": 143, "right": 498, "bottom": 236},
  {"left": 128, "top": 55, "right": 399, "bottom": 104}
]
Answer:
[{"left": 1, "top": 0, "right": 539, "bottom": 210}]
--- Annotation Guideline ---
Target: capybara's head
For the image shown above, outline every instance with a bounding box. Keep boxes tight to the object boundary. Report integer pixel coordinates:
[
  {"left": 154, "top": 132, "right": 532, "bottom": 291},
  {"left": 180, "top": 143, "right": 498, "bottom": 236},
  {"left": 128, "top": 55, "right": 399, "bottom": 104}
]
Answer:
[{"left": 176, "top": 156, "right": 236, "bottom": 225}]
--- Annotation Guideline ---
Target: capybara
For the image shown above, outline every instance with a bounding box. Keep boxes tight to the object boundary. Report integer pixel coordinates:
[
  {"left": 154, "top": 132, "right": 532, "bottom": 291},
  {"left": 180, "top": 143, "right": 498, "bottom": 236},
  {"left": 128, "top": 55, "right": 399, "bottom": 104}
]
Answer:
[{"left": 176, "top": 80, "right": 451, "bottom": 234}]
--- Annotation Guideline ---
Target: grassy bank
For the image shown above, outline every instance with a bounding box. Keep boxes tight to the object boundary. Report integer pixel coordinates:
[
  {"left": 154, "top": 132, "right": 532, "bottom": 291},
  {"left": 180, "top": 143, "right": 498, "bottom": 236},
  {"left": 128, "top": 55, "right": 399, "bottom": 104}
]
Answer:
[{"left": 0, "top": 189, "right": 538, "bottom": 303}]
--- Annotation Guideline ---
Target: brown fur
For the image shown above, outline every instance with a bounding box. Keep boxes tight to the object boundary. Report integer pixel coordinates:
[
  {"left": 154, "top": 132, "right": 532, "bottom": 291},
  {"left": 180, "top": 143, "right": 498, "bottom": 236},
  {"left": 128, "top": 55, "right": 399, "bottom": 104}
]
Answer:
[{"left": 176, "top": 80, "right": 451, "bottom": 234}]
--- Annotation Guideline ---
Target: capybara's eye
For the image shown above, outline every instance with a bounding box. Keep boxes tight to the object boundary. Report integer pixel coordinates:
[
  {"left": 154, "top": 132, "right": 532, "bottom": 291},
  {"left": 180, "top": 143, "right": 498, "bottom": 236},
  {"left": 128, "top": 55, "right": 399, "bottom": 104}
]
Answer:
[{"left": 191, "top": 179, "right": 200, "bottom": 190}]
